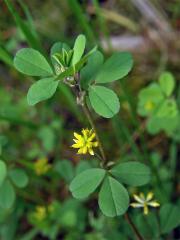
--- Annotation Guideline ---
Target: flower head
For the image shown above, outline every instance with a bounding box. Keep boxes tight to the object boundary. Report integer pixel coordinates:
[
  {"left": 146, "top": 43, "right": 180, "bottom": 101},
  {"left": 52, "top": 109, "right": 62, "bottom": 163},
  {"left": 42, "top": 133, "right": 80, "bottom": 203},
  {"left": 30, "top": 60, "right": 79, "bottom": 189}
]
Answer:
[
  {"left": 32, "top": 206, "right": 47, "bottom": 222},
  {"left": 130, "top": 192, "right": 160, "bottom": 215},
  {"left": 72, "top": 129, "right": 98, "bottom": 155},
  {"left": 34, "top": 157, "right": 51, "bottom": 176}
]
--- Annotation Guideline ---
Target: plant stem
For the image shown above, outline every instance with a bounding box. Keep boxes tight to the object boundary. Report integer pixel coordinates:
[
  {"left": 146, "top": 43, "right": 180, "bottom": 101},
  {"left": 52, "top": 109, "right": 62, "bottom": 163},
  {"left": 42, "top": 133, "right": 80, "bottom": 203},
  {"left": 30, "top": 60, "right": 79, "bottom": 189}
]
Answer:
[
  {"left": 76, "top": 74, "right": 143, "bottom": 239},
  {"left": 82, "top": 103, "right": 107, "bottom": 166},
  {"left": 125, "top": 213, "right": 144, "bottom": 240}
]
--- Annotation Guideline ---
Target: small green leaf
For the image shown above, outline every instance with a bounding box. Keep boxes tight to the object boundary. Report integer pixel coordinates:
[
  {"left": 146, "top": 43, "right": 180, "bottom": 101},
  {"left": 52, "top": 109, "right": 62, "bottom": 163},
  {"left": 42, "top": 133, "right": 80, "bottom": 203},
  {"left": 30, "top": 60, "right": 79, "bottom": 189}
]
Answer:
[
  {"left": 159, "top": 72, "right": 175, "bottom": 97},
  {"left": 88, "top": 86, "right": 120, "bottom": 118},
  {"left": 98, "top": 176, "right": 129, "bottom": 217},
  {"left": 160, "top": 203, "right": 180, "bottom": 233},
  {"left": 0, "top": 160, "right": 7, "bottom": 187},
  {"left": 71, "top": 34, "right": 86, "bottom": 66},
  {"left": 80, "top": 50, "right": 104, "bottom": 89},
  {"left": 14, "top": 48, "right": 53, "bottom": 76},
  {"left": 0, "top": 180, "right": 15, "bottom": 209},
  {"left": 111, "top": 162, "right": 151, "bottom": 186},
  {"left": 55, "top": 160, "right": 74, "bottom": 183},
  {"left": 69, "top": 168, "right": 106, "bottom": 199},
  {"left": 147, "top": 114, "right": 179, "bottom": 135},
  {"left": 50, "top": 42, "right": 70, "bottom": 56},
  {"left": 95, "top": 52, "right": 133, "bottom": 83},
  {"left": 27, "top": 77, "right": 59, "bottom": 106},
  {"left": 155, "top": 99, "right": 178, "bottom": 118},
  {"left": 38, "top": 126, "right": 55, "bottom": 152},
  {"left": 9, "top": 169, "right": 28, "bottom": 188},
  {"left": 50, "top": 41, "right": 70, "bottom": 67}
]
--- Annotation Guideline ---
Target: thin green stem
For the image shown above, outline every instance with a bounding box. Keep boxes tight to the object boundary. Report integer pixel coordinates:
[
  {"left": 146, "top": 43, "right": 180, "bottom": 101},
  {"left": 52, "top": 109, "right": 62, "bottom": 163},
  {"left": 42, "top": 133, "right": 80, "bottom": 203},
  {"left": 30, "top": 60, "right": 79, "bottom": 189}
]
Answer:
[
  {"left": 82, "top": 103, "right": 106, "bottom": 166},
  {"left": 75, "top": 77, "right": 144, "bottom": 238}
]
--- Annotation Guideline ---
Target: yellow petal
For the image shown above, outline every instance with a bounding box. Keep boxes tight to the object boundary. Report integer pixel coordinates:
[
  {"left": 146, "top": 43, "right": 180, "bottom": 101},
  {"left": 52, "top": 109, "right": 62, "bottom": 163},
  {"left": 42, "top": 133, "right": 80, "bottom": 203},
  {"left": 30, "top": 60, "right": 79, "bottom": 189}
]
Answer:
[
  {"left": 140, "top": 192, "right": 145, "bottom": 200},
  {"left": 72, "top": 143, "right": 82, "bottom": 148},
  {"left": 89, "top": 133, "right": 96, "bottom": 141},
  {"left": 146, "top": 192, "right": 154, "bottom": 201},
  {"left": 133, "top": 194, "right": 144, "bottom": 204},
  {"left": 82, "top": 146, "right": 87, "bottom": 154},
  {"left": 148, "top": 201, "right": 160, "bottom": 207},
  {"left": 88, "top": 148, "right": 94, "bottom": 155},
  {"left": 130, "top": 203, "right": 143, "bottom": 208},
  {"left": 77, "top": 148, "right": 84, "bottom": 154},
  {"left": 74, "top": 132, "right": 82, "bottom": 140},
  {"left": 82, "top": 129, "right": 88, "bottom": 138}
]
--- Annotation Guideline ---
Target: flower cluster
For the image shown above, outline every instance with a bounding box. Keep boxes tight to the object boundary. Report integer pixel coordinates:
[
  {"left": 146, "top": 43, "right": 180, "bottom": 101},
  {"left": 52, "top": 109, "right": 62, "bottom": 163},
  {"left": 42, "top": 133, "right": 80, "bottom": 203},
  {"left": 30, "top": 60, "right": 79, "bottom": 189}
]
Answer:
[
  {"left": 131, "top": 192, "right": 160, "bottom": 215},
  {"left": 34, "top": 157, "right": 51, "bottom": 176},
  {"left": 72, "top": 129, "right": 98, "bottom": 155}
]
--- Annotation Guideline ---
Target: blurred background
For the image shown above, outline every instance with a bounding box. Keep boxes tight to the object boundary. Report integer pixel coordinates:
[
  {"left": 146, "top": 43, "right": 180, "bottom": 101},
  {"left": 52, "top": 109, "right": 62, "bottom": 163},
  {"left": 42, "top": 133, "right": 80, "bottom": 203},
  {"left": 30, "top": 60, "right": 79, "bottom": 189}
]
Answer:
[{"left": 0, "top": 0, "right": 180, "bottom": 239}]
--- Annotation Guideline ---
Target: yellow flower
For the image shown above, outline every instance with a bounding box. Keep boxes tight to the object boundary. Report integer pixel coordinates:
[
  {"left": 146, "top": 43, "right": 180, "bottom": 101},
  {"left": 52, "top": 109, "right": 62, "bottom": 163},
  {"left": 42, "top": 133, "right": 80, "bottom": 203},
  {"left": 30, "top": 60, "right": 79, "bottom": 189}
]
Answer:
[
  {"left": 34, "top": 157, "right": 51, "bottom": 176},
  {"left": 33, "top": 206, "right": 47, "bottom": 222},
  {"left": 130, "top": 192, "right": 160, "bottom": 215},
  {"left": 72, "top": 129, "right": 98, "bottom": 155}
]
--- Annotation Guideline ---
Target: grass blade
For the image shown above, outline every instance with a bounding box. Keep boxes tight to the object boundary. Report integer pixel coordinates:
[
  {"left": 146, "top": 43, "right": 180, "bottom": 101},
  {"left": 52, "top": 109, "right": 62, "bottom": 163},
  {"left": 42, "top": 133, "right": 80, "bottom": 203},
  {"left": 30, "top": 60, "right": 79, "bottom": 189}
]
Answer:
[
  {"left": 4, "top": 0, "right": 43, "bottom": 52},
  {"left": 0, "top": 46, "right": 13, "bottom": 66},
  {"left": 67, "top": 0, "right": 96, "bottom": 44}
]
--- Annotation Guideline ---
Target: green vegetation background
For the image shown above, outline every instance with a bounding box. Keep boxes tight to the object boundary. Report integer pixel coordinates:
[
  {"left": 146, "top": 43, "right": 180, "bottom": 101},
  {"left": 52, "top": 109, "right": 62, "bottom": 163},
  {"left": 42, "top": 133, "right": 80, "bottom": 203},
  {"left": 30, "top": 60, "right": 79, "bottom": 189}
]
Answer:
[{"left": 0, "top": 0, "right": 180, "bottom": 239}]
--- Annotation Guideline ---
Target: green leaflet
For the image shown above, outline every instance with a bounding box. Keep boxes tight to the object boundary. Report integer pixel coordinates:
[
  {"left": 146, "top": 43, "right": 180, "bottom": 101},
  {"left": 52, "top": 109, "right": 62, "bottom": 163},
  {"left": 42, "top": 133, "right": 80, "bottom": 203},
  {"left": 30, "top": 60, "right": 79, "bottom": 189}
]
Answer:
[
  {"left": 159, "top": 72, "right": 175, "bottom": 97},
  {"left": 50, "top": 41, "right": 70, "bottom": 68},
  {"left": 111, "top": 161, "right": 151, "bottom": 186},
  {"left": 80, "top": 50, "right": 104, "bottom": 90},
  {"left": 147, "top": 113, "right": 179, "bottom": 135},
  {"left": 69, "top": 168, "right": 106, "bottom": 199},
  {"left": 55, "top": 160, "right": 74, "bottom": 183},
  {"left": 50, "top": 42, "right": 70, "bottom": 56},
  {"left": 14, "top": 48, "right": 53, "bottom": 76},
  {"left": 0, "top": 160, "right": 7, "bottom": 187},
  {"left": 9, "top": 169, "right": 29, "bottom": 188},
  {"left": 27, "top": 77, "right": 59, "bottom": 106},
  {"left": 98, "top": 176, "right": 129, "bottom": 217},
  {"left": 95, "top": 52, "right": 133, "bottom": 83},
  {"left": 71, "top": 34, "right": 86, "bottom": 66},
  {"left": 88, "top": 85, "right": 120, "bottom": 118},
  {"left": 0, "top": 180, "right": 15, "bottom": 209},
  {"left": 155, "top": 99, "right": 178, "bottom": 118},
  {"left": 160, "top": 203, "right": 180, "bottom": 233}
]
